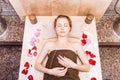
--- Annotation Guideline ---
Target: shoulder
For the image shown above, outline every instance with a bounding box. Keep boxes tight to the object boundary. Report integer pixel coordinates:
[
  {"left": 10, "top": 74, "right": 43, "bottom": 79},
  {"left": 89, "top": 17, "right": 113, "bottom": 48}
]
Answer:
[
  {"left": 44, "top": 41, "right": 55, "bottom": 48},
  {"left": 68, "top": 37, "right": 82, "bottom": 49},
  {"left": 71, "top": 42, "right": 83, "bottom": 55},
  {"left": 72, "top": 42, "right": 82, "bottom": 49},
  {"left": 68, "top": 37, "right": 80, "bottom": 43},
  {"left": 43, "top": 38, "right": 56, "bottom": 49}
]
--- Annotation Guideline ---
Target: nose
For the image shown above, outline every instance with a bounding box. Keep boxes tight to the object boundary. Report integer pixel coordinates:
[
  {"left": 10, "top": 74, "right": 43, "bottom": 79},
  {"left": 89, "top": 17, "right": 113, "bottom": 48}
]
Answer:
[{"left": 61, "top": 26, "right": 64, "bottom": 30}]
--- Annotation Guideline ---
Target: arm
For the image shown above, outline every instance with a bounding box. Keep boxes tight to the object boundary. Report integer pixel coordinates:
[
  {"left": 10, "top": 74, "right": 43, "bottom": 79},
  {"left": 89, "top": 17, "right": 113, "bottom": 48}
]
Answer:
[
  {"left": 57, "top": 43, "right": 90, "bottom": 72},
  {"left": 73, "top": 43, "right": 90, "bottom": 72},
  {"left": 35, "top": 42, "right": 68, "bottom": 77},
  {"left": 34, "top": 42, "right": 50, "bottom": 74}
]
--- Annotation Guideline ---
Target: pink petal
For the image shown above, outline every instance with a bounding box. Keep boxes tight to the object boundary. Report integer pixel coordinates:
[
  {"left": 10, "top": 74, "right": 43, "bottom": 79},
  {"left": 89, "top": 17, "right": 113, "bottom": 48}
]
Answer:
[
  {"left": 86, "top": 39, "right": 91, "bottom": 44},
  {"left": 35, "top": 39, "right": 39, "bottom": 43},
  {"left": 34, "top": 52, "right": 37, "bottom": 56}
]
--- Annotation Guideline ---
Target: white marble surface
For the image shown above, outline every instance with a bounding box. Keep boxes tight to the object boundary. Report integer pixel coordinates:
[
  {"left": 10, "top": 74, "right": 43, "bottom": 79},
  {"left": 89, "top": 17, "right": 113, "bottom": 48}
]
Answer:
[{"left": 18, "top": 16, "right": 102, "bottom": 80}]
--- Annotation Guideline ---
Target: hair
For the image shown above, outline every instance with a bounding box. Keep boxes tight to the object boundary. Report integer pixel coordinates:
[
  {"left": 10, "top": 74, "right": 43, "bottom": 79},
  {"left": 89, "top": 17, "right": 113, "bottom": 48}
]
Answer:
[{"left": 54, "top": 15, "right": 72, "bottom": 31}]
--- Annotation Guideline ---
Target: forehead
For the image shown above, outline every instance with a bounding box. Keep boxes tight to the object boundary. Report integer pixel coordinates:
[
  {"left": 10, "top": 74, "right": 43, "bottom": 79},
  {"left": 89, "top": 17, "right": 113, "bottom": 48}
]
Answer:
[{"left": 56, "top": 17, "right": 69, "bottom": 23}]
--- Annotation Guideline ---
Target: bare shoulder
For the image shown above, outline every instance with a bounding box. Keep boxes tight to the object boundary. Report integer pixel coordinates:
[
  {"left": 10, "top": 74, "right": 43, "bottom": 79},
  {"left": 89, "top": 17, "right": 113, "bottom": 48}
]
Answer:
[
  {"left": 71, "top": 42, "right": 83, "bottom": 56},
  {"left": 44, "top": 41, "right": 55, "bottom": 48},
  {"left": 69, "top": 37, "right": 80, "bottom": 43},
  {"left": 72, "top": 42, "right": 82, "bottom": 48}
]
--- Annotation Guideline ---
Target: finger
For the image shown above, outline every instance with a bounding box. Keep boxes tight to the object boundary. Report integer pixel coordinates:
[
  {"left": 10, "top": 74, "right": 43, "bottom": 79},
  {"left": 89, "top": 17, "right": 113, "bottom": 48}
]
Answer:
[
  {"left": 58, "top": 56, "right": 69, "bottom": 64},
  {"left": 61, "top": 56, "right": 70, "bottom": 62},
  {"left": 57, "top": 57, "right": 63, "bottom": 61},
  {"left": 58, "top": 55, "right": 65, "bottom": 61},
  {"left": 58, "top": 61, "right": 65, "bottom": 66},
  {"left": 57, "top": 57, "right": 70, "bottom": 67},
  {"left": 64, "top": 56, "right": 70, "bottom": 61},
  {"left": 57, "top": 57, "right": 67, "bottom": 64},
  {"left": 58, "top": 60, "right": 70, "bottom": 68},
  {"left": 64, "top": 67, "right": 68, "bottom": 71},
  {"left": 55, "top": 67, "right": 64, "bottom": 70},
  {"left": 64, "top": 56, "right": 68, "bottom": 59},
  {"left": 58, "top": 59, "right": 66, "bottom": 65},
  {"left": 57, "top": 57, "right": 64, "bottom": 64},
  {"left": 58, "top": 57, "right": 66, "bottom": 64},
  {"left": 61, "top": 68, "right": 68, "bottom": 73},
  {"left": 59, "top": 57, "right": 69, "bottom": 64},
  {"left": 59, "top": 68, "right": 67, "bottom": 72}
]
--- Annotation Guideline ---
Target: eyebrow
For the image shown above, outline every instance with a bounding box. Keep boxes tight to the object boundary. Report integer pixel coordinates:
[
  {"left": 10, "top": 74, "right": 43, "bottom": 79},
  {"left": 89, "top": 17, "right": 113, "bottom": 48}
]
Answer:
[
  {"left": 57, "top": 23, "right": 69, "bottom": 25},
  {"left": 64, "top": 23, "right": 69, "bottom": 25}
]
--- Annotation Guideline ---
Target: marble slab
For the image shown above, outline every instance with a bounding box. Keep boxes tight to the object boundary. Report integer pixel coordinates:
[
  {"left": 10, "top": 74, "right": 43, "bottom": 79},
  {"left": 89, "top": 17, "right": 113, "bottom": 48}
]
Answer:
[{"left": 18, "top": 16, "right": 102, "bottom": 80}]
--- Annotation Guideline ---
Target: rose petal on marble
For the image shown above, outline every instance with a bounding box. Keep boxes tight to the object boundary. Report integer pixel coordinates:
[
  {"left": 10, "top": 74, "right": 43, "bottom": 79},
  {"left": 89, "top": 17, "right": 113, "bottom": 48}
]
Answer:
[
  {"left": 86, "top": 39, "right": 91, "bottom": 44},
  {"left": 35, "top": 39, "right": 39, "bottom": 43},
  {"left": 24, "top": 62, "right": 30, "bottom": 69},
  {"left": 32, "top": 46, "right": 37, "bottom": 50},
  {"left": 82, "top": 33, "right": 87, "bottom": 38},
  {"left": 37, "top": 28, "right": 41, "bottom": 31},
  {"left": 91, "top": 77, "right": 97, "bottom": 80},
  {"left": 27, "top": 54, "right": 32, "bottom": 57},
  {"left": 89, "top": 59, "right": 96, "bottom": 65},
  {"left": 85, "top": 51, "right": 90, "bottom": 55},
  {"left": 85, "top": 51, "right": 96, "bottom": 58},
  {"left": 28, "top": 75, "right": 33, "bottom": 80},
  {"left": 90, "top": 53, "right": 96, "bottom": 58},
  {"left": 28, "top": 49, "right": 31, "bottom": 54},
  {"left": 30, "top": 38, "right": 36, "bottom": 46},
  {"left": 28, "top": 49, "right": 32, "bottom": 55},
  {"left": 31, "top": 38, "right": 36, "bottom": 42},
  {"left": 81, "top": 39, "right": 87, "bottom": 46},
  {"left": 35, "top": 31, "right": 40, "bottom": 37},
  {"left": 34, "top": 29, "right": 41, "bottom": 37},
  {"left": 83, "top": 31, "right": 93, "bottom": 37},
  {"left": 33, "top": 52, "right": 37, "bottom": 56},
  {"left": 30, "top": 42, "right": 35, "bottom": 46},
  {"left": 84, "top": 51, "right": 89, "bottom": 58},
  {"left": 21, "top": 69, "right": 28, "bottom": 75}
]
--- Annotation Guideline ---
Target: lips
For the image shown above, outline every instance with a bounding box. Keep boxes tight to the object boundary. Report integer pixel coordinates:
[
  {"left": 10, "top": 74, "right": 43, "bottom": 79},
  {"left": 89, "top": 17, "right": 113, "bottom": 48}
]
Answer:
[{"left": 60, "top": 31, "right": 65, "bottom": 33}]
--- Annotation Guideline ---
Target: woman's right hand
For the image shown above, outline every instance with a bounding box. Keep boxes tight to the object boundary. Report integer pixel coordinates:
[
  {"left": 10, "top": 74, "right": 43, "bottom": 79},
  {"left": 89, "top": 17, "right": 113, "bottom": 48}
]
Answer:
[{"left": 48, "top": 67, "right": 68, "bottom": 77}]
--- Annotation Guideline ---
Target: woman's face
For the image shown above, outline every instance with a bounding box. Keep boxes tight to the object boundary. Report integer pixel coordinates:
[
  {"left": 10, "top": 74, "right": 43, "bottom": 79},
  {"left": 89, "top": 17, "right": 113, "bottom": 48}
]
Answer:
[{"left": 55, "top": 18, "right": 71, "bottom": 37}]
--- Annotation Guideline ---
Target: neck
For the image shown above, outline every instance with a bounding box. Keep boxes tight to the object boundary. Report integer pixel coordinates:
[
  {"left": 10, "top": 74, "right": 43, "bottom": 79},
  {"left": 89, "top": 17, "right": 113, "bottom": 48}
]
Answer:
[{"left": 56, "top": 36, "right": 69, "bottom": 44}]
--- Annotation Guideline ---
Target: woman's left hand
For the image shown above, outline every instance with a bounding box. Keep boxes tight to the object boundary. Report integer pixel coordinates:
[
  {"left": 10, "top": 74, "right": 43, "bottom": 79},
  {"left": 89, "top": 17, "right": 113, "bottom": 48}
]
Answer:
[{"left": 57, "top": 55, "right": 77, "bottom": 69}]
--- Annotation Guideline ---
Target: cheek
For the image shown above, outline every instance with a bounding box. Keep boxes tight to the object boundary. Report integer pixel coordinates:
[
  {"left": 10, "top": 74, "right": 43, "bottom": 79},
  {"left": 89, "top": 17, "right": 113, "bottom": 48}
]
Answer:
[
  {"left": 70, "top": 27, "right": 71, "bottom": 31},
  {"left": 67, "top": 27, "right": 71, "bottom": 32},
  {"left": 55, "top": 27, "right": 60, "bottom": 33}
]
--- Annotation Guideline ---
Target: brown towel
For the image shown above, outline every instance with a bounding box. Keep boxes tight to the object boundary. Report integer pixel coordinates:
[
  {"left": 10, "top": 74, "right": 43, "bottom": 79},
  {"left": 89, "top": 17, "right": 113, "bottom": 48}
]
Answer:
[{"left": 43, "top": 49, "right": 80, "bottom": 80}]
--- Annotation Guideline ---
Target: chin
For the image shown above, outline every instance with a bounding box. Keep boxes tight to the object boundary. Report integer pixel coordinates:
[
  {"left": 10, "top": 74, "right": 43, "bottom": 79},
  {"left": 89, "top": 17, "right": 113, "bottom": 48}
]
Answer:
[{"left": 58, "top": 34, "right": 66, "bottom": 37}]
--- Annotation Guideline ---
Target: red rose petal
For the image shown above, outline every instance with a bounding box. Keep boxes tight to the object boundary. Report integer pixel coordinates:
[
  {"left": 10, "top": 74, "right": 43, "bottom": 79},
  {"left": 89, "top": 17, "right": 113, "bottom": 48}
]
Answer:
[
  {"left": 28, "top": 75, "right": 33, "bottom": 80},
  {"left": 91, "top": 77, "right": 97, "bottom": 80},
  {"left": 82, "top": 33, "right": 87, "bottom": 38},
  {"left": 28, "top": 49, "right": 31, "bottom": 54},
  {"left": 85, "top": 51, "right": 91, "bottom": 55},
  {"left": 33, "top": 52, "right": 37, "bottom": 56},
  {"left": 81, "top": 39, "right": 86, "bottom": 46},
  {"left": 28, "top": 49, "right": 31, "bottom": 53},
  {"left": 90, "top": 53, "right": 96, "bottom": 58},
  {"left": 24, "top": 62, "right": 30, "bottom": 69},
  {"left": 32, "top": 46, "right": 37, "bottom": 50},
  {"left": 89, "top": 59, "right": 96, "bottom": 65},
  {"left": 85, "top": 51, "right": 96, "bottom": 58},
  {"left": 21, "top": 69, "right": 28, "bottom": 75}
]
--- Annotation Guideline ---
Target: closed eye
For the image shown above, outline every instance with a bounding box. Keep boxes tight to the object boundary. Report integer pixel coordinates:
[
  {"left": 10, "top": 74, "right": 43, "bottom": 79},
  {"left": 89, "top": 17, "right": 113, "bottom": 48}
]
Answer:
[{"left": 64, "top": 23, "right": 69, "bottom": 27}]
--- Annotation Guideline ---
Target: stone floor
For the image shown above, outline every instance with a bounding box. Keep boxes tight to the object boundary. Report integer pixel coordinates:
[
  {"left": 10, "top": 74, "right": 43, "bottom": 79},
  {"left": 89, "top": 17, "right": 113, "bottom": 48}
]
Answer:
[
  {"left": 0, "top": 45, "right": 21, "bottom": 80},
  {"left": 99, "top": 47, "right": 120, "bottom": 80}
]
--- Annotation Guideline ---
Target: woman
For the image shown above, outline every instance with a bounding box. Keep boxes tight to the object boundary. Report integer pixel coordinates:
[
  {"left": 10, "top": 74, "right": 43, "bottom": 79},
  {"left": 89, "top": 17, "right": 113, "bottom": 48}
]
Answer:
[{"left": 35, "top": 15, "right": 90, "bottom": 80}]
